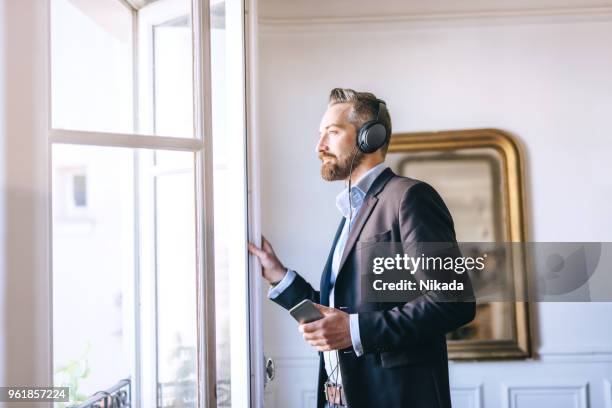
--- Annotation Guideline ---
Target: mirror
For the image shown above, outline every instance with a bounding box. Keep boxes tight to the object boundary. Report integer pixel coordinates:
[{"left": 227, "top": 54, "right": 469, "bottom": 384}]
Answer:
[{"left": 387, "top": 129, "right": 531, "bottom": 359}]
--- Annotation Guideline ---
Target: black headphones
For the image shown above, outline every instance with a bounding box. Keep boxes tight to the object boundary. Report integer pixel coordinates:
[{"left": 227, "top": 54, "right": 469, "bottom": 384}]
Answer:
[{"left": 356, "top": 99, "right": 390, "bottom": 154}]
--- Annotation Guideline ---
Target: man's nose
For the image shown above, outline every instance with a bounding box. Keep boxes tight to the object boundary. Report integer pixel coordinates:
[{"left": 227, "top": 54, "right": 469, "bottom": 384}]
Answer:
[{"left": 316, "top": 134, "right": 328, "bottom": 154}]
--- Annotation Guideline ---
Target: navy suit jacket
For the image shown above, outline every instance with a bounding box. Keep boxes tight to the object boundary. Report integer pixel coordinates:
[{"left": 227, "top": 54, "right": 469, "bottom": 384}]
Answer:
[{"left": 272, "top": 168, "right": 476, "bottom": 408}]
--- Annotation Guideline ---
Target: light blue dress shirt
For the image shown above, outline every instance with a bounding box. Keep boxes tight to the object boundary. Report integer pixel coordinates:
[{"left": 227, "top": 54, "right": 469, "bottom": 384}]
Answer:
[{"left": 269, "top": 163, "right": 388, "bottom": 384}]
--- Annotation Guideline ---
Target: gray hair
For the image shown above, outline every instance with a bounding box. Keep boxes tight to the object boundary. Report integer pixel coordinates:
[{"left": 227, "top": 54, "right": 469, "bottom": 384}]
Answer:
[{"left": 328, "top": 87, "right": 392, "bottom": 156}]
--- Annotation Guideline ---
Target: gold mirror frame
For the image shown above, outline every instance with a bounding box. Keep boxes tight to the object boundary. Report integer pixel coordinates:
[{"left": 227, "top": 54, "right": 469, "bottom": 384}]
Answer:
[{"left": 389, "top": 129, "right": 531, "bottom": 360}]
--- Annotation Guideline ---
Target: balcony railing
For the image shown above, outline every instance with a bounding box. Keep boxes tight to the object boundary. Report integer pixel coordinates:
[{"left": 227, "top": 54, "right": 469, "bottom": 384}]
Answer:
[
  {"left": 68, "top": 378, "right": 131, "bottom": 408},
  {"left": 66, "top": 377, "right": 230, "bottom": 407},
  {"left": 157, "top": 380, "right": 197, "bottom": 407}
]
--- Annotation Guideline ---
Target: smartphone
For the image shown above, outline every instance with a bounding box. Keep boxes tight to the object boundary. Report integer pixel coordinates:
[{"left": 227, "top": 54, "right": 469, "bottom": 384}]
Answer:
[{"left": 289, "top": 299, "right": 324, "bottom": 324}]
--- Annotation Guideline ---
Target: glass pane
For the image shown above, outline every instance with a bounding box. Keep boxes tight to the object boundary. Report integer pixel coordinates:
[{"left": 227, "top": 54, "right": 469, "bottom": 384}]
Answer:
[
  {"left": 51, "top": 0, "right": 197, "bottom": 139},
  {"left": 53, "top": 145, "right": 198, "bottom": 407},
  {"left": 138, "top": 0, "right": 195, "bottom": 138},
  {"left": 154, "top": 152, "right": 198, "bottom": 407},
  {"left": 153, "top": 18, "right": 194, "bottom": 138},
  {"left": 52, "top": 144, "right": 135, "bottom": 405},
  {"left": 210, "top": 1, "right": 231, "bottom": 406},
  {"left": 51, "top": 0, "right": 133, "bottom": 134},
  {"left": 210, "top": 0, "right": 254, "bottom": 404}
]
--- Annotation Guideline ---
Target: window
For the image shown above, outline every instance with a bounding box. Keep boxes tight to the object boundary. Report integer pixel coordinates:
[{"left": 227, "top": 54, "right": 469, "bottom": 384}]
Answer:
[
  {"left": 55, "top": 166, "right": 89, "bottom": 219},
  {"left": 49, "top": 0, "right": 250, "bottom": 406}
]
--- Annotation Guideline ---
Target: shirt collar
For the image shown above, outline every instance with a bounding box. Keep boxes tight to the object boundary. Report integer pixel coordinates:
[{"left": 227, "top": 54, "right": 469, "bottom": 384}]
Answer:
[{"left": 335, "top": 163, "right": 388, "bottom": 219}]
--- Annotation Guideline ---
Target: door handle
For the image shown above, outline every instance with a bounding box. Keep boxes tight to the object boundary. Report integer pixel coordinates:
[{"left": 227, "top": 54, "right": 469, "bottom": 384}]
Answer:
[{"left": 264, "top": 356, "right": 275, "bottom": 387}]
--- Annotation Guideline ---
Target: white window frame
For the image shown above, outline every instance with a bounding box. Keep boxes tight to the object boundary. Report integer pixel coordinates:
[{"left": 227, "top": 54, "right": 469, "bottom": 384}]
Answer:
[
  {"left": 244, "top": 0, "right": 265, "bottom": 404},
  {"left": 47, "top": 0, "right": 220, "bottom": 406},
  {"left": 137, "top": 2, "right": 201, "bottom": 406},
  {"left": 3, "top": 0, "right": 261, "bottom": 405}
]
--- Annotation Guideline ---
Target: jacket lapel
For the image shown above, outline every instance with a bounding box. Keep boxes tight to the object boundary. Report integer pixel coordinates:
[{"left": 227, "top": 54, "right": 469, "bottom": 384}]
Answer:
[
  {"left": 320, "top": 217, "right": 346, "bottom": 306},
  {"left": 336, "top": 168, "right": 395, "bottom": 279}
]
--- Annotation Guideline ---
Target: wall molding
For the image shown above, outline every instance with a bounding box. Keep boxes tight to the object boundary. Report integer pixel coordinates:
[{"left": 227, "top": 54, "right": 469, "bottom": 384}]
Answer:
[
  {"left": 537, "top": 346, "right": 612, "bottom": 363},
  {"left": 259, "top": 6, "right": 612, "bottom": 34},
  {"left": 267, "top": 356, "right": 319, "bottom": 408},
  {"left": 301, "top": 390, "right": 317, "bottom": 408},
  {"left": 503, "top": 381, "right": 589, "bottom": 408},
  {"left": 451, "top": 383, "right": 484, "bottom": 408},
  {"left": 271, "top": 350, "right": 612, "bottom": 367},
  {"left": 270, "top": 356, "right": 610, "bottom": 406}
]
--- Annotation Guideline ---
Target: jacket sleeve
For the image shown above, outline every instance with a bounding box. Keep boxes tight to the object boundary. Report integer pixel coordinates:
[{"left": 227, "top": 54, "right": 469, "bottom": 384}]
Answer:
[
  {"left": 270, "top": 271, "right": 320, "bottom": 311},
  {"left": 358, "top": 181, "right": 476, "bottom": 353}
]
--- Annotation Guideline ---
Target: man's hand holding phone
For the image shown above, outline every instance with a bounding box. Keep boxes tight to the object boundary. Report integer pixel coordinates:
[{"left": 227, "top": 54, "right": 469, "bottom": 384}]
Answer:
[{"left": 293, "top": 300, "right": 352, "bottom": 352}]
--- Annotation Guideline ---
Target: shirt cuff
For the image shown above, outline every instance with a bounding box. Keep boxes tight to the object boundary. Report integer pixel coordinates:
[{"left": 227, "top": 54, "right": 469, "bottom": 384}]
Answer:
[
  {"left": 349, "top": 313, "right": 364, "bottom": 356},
  {"left": 268, "top": 269, "right": 296, "bottom": 299}
]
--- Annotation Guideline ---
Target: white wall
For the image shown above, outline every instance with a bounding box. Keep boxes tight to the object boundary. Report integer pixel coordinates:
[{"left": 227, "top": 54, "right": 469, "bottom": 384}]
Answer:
[{"left": 258, "top": 5, "right": 612, "bottom": 408}]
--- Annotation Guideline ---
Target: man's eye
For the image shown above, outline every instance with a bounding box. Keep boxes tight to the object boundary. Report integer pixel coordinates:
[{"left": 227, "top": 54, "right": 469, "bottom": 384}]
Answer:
[{"left": 329, "top": 131, "right": 337, "bottom": 135}]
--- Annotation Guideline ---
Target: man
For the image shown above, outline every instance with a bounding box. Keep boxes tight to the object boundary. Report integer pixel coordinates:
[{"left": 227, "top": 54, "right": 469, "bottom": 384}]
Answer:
[{"left": 248, "top": 88, "right": 475, "bottom": 408}]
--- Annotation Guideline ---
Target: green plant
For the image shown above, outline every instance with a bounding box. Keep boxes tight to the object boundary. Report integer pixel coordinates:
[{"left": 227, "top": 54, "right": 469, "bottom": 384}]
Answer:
[{"left": 54, "top": 343, "right": 91, "bottom": 407}]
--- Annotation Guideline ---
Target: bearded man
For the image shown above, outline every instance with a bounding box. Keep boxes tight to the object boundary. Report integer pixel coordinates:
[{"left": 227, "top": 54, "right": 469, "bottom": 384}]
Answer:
[{"left": 249, "top": 88, "right": 475, "bottom": 408}]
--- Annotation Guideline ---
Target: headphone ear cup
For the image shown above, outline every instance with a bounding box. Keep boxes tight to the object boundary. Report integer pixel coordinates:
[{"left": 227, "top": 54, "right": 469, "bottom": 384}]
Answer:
[
  {"left": 358, "top": 121, "right": 388, "bottom": 154},
  {"left": 356, "top": 121, "right": 372, "bottom": 153}
]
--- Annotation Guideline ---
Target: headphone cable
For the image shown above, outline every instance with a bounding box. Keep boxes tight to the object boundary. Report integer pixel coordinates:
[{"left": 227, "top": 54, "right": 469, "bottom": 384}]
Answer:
[
  {"left": 326, "top": 145, "right": 359, "bottom": 408},
  {"left": 347, "top": 146, "right": 359, "bottom": 232}
]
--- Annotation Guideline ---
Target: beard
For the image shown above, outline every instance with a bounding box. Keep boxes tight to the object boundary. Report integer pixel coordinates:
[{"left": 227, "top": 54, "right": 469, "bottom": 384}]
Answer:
[{"left": 319, "top": 148, "right": 364, "bottom": 181}]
